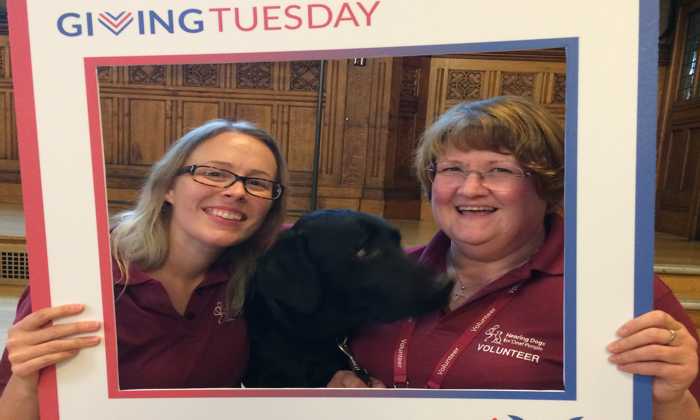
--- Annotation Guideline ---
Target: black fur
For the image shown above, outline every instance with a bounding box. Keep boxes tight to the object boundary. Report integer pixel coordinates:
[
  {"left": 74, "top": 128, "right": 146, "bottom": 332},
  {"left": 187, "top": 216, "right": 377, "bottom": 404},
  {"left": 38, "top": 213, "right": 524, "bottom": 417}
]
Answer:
[{"left": 243, "top": 209, "right": 453, "bottom": 388}]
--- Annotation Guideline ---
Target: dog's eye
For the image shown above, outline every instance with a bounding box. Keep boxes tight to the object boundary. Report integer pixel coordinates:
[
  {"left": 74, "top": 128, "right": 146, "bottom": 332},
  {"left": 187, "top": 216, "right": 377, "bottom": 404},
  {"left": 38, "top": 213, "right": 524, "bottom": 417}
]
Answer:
[{"left": 355, "top": 248, "right": 381, "bottom": 260}]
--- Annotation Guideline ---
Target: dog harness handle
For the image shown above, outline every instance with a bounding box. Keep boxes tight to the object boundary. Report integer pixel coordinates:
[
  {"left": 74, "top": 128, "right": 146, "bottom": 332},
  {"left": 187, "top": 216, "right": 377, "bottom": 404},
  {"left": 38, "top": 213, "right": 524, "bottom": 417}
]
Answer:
[{"left": 337, "top": 339, "right": 372, "bottom": 386}]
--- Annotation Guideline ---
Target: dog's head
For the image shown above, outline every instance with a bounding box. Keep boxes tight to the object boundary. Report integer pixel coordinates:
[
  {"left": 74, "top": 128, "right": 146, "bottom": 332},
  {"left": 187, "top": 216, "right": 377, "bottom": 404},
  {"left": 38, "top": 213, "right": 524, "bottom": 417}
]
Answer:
[{"left": 248, "top": 209, "right": 453, "bottom": 337}]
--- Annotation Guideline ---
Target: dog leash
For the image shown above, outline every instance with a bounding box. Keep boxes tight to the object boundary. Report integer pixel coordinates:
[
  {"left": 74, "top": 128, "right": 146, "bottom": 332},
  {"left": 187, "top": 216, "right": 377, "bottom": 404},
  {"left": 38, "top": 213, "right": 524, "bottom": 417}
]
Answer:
[{"left": 337, "top": 338, "right": 372, "bottom": 386}]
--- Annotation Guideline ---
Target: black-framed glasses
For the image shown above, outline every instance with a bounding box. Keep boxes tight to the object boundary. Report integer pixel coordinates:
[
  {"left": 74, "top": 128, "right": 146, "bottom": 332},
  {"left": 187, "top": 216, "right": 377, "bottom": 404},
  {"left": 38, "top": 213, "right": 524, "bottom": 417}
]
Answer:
[
  {"left": 427, "top": 162, "right": 531, "bottom": 192},
  {"left": 177, "top": 165, "right": 284, "bottom": 200}
]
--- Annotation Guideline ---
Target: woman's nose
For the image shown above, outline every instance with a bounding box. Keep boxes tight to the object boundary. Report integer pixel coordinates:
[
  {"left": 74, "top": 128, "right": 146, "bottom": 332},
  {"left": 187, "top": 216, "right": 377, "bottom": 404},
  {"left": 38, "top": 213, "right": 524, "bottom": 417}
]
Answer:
[
  {"left": 222, "top": 179, "right": 247, "bottom": 198},
  {"left": 456, "top": 172, "right": 489, "bottom": 196}
]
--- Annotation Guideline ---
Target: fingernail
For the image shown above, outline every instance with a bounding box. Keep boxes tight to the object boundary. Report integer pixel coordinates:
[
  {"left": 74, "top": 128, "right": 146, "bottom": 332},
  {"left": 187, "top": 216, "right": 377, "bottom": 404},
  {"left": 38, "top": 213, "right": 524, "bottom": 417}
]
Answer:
[{"left": 85, "top": 321, "right": 101, "bottom": 329}]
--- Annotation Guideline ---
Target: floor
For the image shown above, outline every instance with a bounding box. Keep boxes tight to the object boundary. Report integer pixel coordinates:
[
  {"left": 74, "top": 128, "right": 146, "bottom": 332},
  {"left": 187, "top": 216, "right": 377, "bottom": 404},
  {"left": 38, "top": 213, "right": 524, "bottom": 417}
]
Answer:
[{"left": 1, "top": 205, "right": 699, "bottom": 353}]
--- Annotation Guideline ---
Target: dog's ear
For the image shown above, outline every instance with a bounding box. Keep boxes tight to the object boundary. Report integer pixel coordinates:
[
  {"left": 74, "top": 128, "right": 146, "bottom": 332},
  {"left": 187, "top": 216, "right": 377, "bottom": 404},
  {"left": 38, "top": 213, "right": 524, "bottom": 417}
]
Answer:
[{"left": 255, "top": 230, "right": 322, "bottom": 315}]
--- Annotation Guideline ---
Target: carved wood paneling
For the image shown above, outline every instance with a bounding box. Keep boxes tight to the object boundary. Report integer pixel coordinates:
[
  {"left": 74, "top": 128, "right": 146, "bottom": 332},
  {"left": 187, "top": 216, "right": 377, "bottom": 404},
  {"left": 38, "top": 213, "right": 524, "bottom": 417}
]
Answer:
[
  {"left": 289, "top": 61, "right": 321, "bottom": 91},
  {"left": 499, "top": 71, "right": 536, "bottom": 98},
  {"left": 341, "top": 61, "right": 374, "bottom": 186},
  {"left": 552, "top": 73, "right": 566, "bottom": 104},
  {"left": 0, "top": 37, "right": 8, "bottom": 80},
  {"left": 0, "top": 37, "right": 570, "bottom": 219},
  {"left": 400, "top": 67, "right": 421, "bottom": 97},
  {"left": 183, "top": 64, "right": 219, "bottom": 88},
  {"left": 446, "top": 70, "right": 483, "bottom": 100},
  {"left": 128, "top": 65, "right": 167, "bottom": 86},
  {"left": 426, "top": 58, "right": 565, "bottom": 126},
  {"left": 235, "top": 63, "right": 272, "bottom": 89},
  {"left": 97, "top": 67, "right": 114, "bottom": 84},
  {"left": 0, "top": 46, "right": 6, "bottom": 80}
]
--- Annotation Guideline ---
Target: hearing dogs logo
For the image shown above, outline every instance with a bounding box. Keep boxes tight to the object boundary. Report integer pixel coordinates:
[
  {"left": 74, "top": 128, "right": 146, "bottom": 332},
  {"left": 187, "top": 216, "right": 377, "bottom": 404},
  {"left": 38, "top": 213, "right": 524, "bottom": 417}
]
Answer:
[{"left": 56, "top": 2, "right": 381, "bottom": 37}]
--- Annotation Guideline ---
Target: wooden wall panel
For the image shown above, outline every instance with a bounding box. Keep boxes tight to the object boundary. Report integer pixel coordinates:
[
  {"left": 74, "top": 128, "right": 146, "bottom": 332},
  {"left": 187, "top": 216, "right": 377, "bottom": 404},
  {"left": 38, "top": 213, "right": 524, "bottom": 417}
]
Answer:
[
  {"left": 233, "top": 103, "right": 274, "bottom": 134},
  {"left": 179, "top": 100, "right": 222, "bottom": 137},
  {"left": 656, "top": 0, "right": 700, "bottom": 239},
  {"left": 657, "top": 127, "right": 700, "bottom": 236},
  {"left": 127, "top": 98, "right": 170, "bottom": 166},
  {"left": 0, "top": 92, "right": 12, "bottom": 160},
  {"left": 426, "top": 58, "right": 566, "bottom": 126},
  {"left": 100, "top": 96, "right": 119, "bottom": 165},
  {"left": 285, "top": 105, "right": 316, "bottom": 173},
  {"left": 0, "top": 40, "right": 569, "bottom": 219},
  {"left": 340, "top": 62, "right": 373, "bottom": 186}
]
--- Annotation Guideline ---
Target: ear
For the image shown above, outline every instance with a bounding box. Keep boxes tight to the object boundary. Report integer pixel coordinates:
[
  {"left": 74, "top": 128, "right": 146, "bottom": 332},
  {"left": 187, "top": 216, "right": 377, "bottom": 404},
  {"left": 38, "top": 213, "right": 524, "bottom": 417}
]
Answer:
[
  {"left": 164, "top": 188, "right": 175, "bottom": 205},
  {"left": 255, "top": 230, "right": 321, "bottom": 315}
]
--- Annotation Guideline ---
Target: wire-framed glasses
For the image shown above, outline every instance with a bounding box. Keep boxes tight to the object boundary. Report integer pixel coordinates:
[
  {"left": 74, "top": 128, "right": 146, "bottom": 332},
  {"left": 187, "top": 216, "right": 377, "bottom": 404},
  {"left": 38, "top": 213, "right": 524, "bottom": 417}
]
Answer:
[
  {"left": 427, "top": 162, "right": 531, "bottom": 191},
  {"left": 177, "top": 165, "right": 284, "bottom": 200}
]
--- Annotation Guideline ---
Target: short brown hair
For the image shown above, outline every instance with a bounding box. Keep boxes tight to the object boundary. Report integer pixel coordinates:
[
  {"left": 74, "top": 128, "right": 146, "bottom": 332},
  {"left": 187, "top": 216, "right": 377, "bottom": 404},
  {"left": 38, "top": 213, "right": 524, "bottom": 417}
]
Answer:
[{"left": 415, "top": 96, "right": 564, "bottom": 210}]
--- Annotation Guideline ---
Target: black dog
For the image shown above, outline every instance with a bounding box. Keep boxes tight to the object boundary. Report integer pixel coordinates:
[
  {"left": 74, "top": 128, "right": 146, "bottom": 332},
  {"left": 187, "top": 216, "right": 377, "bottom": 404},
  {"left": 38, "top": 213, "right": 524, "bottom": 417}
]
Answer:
[{"left": 243, "top": 209, "right": 453, "bottom": 388}]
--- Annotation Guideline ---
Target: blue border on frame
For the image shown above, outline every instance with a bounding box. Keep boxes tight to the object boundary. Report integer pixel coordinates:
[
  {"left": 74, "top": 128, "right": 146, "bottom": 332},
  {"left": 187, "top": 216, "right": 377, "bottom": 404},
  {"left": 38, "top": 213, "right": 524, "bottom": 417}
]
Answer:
[
  {"left": 92, "top": 37, "right": 583, "bottom": 402},
  {"left": 634, "top": 0, "right": 658, "bottom": 419}
]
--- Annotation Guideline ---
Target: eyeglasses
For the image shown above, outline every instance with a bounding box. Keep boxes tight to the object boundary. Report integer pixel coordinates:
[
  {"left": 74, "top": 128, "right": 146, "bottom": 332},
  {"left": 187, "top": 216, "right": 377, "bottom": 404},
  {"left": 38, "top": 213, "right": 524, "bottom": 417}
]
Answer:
[
  {"left": 427, "top": 162, "right": 531, "bottom": 191},
  {"left": 177, "top": 165, "right": 284, "bottom": 200}
]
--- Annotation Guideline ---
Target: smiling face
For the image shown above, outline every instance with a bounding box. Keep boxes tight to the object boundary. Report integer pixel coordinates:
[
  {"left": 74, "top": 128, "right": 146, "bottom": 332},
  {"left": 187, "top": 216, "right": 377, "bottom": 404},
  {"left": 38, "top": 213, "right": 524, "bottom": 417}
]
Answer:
[
  {"left": 164, "top": 131, "right": 278, "bottom": 257},
  {"left": 431, "top": 147, "right": 547, "bottom": 262}
]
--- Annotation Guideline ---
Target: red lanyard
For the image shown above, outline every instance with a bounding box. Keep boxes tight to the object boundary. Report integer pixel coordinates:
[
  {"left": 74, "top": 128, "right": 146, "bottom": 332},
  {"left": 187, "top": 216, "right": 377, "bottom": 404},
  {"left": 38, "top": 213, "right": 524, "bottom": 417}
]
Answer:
[{"left": 393, "top": 282, "right": 523, "bottom": 389}]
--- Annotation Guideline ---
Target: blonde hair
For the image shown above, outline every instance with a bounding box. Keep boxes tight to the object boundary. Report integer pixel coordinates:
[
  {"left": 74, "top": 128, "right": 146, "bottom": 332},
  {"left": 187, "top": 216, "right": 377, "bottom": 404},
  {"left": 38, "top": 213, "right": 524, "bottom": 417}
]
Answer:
[
  {"left": 415, "top": 96, "right": 564, "bottom": 210},
  {"left": 110, "top": 119, "right": 288, "bottom": 315}
]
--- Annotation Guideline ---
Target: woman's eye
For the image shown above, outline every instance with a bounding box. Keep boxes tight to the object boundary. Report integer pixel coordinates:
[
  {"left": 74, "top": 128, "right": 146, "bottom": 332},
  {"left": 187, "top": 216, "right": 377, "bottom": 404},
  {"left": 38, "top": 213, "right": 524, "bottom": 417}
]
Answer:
[
  {"left": 438, "top": 166, "right": 463, "bottom": 173},
  {"left": 205, "top": 170, "right": 226, "bottom": 178},
  {"left": 489, "top": 167, "right": 516, "bottom": 175},
  {"left": 248, "top": 178, "right": 267, "bottom": 187}
]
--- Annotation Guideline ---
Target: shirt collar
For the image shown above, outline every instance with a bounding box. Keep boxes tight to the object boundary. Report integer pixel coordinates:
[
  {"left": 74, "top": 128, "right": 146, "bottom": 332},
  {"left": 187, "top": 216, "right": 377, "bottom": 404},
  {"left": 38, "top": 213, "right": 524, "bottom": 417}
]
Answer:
[
  {"left": 112, "top": 259, "right": 230, "bottom": 288},
  {"left": 416, "top": 214, "right": 564, "bottom": 299}
]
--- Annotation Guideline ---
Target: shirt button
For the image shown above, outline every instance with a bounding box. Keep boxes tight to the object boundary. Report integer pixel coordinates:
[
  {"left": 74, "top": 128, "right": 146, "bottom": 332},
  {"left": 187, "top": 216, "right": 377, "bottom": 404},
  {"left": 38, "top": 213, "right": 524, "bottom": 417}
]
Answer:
[{"left": 185, "top": 312, "right": 195, "bottom": 320}]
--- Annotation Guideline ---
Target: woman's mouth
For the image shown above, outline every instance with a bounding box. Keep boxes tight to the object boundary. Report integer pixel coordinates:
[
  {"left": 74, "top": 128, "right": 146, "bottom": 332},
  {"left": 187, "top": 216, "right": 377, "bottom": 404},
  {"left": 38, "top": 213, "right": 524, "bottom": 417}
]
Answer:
[
  {"left": 205, "top": 207, "right": 246, "bottom": 221},
  {"left": 456, "top": 206, "right": 497, "bottom": 215}
]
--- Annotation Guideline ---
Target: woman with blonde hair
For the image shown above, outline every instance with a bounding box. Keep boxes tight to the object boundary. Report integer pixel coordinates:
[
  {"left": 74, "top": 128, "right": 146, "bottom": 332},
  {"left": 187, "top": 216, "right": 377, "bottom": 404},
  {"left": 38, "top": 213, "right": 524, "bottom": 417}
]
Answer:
[{"left": 0, "top": 119, "right": 288, "bottom": 419}]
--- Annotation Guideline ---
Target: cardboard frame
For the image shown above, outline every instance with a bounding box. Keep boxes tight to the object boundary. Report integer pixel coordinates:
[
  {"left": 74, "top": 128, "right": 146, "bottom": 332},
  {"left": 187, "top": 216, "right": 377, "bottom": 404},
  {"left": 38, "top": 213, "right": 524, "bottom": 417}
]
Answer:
[{"left": 7, "top": 1, "right": 657, "bottom": 419}]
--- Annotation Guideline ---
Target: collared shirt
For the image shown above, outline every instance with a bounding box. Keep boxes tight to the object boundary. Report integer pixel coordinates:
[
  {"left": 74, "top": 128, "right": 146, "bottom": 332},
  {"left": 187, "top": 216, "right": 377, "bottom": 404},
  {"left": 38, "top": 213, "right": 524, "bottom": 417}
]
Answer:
[
  {"left": 0, "top": 262, "right": 248, "bottom": 393},
  {"left": 351, "top": 216, "right": 700, "bottom": 394}
]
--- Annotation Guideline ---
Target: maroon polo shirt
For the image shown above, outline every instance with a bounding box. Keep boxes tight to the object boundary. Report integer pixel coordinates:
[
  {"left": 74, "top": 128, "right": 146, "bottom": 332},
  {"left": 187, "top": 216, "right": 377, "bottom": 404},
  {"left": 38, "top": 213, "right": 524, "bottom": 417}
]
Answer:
[
  {"left": 351, "top": 216, "right": 700, "bottom": 396},
  {"left": 0, "top": 262, "right": 248, "bottom": 393}
]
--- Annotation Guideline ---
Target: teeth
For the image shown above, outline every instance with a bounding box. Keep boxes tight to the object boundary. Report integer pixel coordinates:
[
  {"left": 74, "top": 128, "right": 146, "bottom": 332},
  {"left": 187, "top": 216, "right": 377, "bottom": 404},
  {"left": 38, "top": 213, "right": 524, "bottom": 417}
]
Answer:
[
  {"left": 207, "top": 208, "right": 244, "bottom": 221},
  {"left": 456, "top": 206, "right": 495, "bottom": 213}
]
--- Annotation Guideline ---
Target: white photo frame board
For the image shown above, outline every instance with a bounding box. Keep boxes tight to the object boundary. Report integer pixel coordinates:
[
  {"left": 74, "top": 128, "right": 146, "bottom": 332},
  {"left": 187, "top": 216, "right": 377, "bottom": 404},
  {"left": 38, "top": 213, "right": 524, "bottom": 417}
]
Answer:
[{"left": 7, "top": 0, "right": 658, "bottom": 419}]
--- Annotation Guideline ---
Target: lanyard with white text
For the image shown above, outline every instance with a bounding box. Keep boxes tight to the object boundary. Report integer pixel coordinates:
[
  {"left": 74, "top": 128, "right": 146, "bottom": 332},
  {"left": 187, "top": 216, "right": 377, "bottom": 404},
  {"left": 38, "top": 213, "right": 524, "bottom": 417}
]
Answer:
[{"left": 392, "top": 282, "right": 523, "bottom": 388}]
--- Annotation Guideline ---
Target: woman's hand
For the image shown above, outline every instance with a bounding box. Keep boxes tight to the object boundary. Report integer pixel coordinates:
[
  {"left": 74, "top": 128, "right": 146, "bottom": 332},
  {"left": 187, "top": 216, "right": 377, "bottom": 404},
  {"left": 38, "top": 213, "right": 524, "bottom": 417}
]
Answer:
[
  {"left": 5, "top": 304, "right": 101, "bottom": 392},
  {"left": 327, "top": 370, "right": 386, "bottom": 388},
  {"left": 607, "top": 310, "right": 699, "bottom": 418}
]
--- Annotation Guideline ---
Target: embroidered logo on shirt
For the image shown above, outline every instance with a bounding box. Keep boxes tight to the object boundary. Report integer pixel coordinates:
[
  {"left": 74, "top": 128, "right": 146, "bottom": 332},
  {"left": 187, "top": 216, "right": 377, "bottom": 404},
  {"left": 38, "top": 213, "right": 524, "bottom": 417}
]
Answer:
[
  {"left": 477, "top": 325, "right": 547, "bottom": 364},
  {"left": 484, "top": 324, "right": 504, "bottom": 344},
  {"left": 213, "top": 301, "right": 225, "bottom": 325}
]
